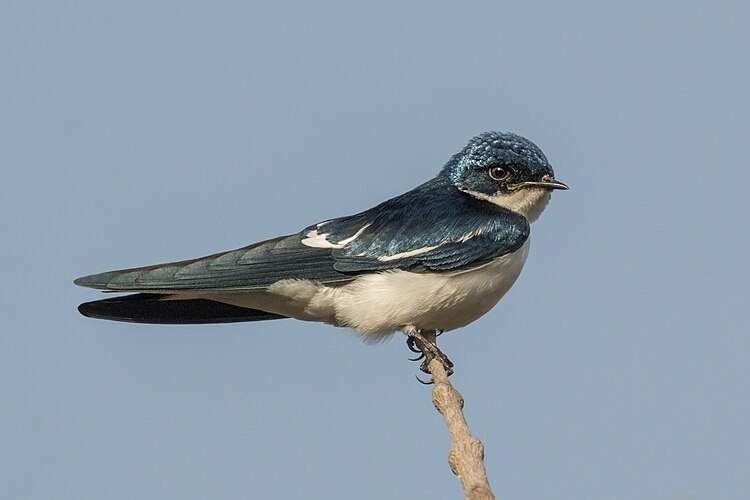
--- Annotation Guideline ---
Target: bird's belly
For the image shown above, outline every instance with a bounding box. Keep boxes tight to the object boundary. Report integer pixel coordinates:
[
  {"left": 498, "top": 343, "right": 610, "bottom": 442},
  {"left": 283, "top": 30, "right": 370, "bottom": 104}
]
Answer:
[
  {"left": 211, "top": 240, "right": 530, "bottom": 342},
  {"left": 331, "top": 240, "right": 530, "bottom": 341}
]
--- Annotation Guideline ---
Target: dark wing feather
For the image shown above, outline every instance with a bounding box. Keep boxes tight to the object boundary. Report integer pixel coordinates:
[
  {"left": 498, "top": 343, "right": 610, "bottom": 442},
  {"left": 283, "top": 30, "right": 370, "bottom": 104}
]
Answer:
[
  {"left": 74, "top": 235, "right": 356, "bottom": 292},
  {"left": 311, "top": 178, "right": 530, "bottom": 273},
  {"left": 78, "top": 293, "right": 288, "bottom": 324},
  {"left": 75, "top": 178, "right": 529, "bottom": 295}
]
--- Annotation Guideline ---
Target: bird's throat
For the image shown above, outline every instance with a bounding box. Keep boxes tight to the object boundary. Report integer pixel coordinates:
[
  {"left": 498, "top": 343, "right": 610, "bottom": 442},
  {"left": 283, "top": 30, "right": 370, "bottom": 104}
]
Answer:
[{"left": 462, "top": 188, "right": 552, "bottom": 222}]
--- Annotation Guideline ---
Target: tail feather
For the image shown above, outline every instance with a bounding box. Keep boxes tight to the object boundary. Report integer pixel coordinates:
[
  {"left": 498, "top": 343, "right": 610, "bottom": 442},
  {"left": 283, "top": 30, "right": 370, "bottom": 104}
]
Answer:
[{"left": 77, "top": 293, "right": 288, "bottom": 324}]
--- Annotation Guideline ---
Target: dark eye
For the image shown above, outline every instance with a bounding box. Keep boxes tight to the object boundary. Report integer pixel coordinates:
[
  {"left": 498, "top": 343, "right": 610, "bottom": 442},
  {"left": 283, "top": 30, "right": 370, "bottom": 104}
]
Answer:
[{"left": 488, "top": 166, "right": 511, "bottom": 182}]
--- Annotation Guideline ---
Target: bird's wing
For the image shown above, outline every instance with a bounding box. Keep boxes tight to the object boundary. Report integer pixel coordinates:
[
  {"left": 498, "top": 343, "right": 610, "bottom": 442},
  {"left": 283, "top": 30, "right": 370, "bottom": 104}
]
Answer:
[
  {"left": 75, "top": 190, "right": 529, "bottom": 293},
  {"left": 303, "top": 201, "right": 530, "bottom": 273},
  {"left": 74, "top": 235, "right": 357, "bottom": 292}
]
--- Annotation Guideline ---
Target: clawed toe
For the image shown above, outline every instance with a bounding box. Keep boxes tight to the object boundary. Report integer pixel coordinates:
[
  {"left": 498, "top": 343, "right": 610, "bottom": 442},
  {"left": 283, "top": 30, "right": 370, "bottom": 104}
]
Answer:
[{"left": 403, "top": 328, "right": 454, "bottom": 382}]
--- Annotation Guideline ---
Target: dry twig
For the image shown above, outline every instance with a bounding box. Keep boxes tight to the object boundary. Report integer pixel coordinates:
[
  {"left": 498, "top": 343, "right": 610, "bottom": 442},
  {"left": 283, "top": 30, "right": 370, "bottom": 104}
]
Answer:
[{"left": 423, "top": 331, "right": 495, "bottom": 500}]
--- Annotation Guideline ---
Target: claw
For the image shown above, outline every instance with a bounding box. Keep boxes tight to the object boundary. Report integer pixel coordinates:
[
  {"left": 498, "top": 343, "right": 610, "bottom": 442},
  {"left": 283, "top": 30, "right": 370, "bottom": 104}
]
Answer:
[
  {"left": 416, "top": 375, "right": 434, "bottom": 385},
  {"left": 402, "top": 327, "right": 455, "bottom": 382},
  {"left": 406, "top": 337, "right": 422, "bottom": 353}
]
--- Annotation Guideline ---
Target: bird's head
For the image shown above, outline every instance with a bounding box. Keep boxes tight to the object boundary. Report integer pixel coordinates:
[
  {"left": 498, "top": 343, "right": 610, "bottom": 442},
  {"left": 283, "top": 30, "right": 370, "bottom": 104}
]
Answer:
[{"left": 441, "top": 131, "right": 568, "bottom": 222}]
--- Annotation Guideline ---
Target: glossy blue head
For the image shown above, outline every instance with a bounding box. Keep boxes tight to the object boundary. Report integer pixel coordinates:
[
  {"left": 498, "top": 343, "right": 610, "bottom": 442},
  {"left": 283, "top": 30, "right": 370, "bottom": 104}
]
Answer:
[{"left": 440, "top": 131, "right": 567, "bottom": 221}]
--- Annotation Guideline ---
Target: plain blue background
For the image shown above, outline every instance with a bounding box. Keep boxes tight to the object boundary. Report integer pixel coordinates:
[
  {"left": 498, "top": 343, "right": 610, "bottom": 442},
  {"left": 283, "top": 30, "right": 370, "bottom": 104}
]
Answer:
[{"left": 2, "top": 1, "right": 748, "bottom": 499}]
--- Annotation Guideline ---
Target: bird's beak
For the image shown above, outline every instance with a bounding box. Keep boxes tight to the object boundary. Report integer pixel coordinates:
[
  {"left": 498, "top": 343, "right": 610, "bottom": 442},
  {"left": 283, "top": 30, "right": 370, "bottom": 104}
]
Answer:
[{"left": 507, "top": 178, "right": 569, "bottom": 191}]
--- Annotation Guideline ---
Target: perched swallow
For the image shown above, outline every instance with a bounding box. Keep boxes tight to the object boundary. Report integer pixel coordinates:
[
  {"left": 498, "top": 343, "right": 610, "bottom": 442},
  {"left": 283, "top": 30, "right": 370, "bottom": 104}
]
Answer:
[{"left": 76, "top": 131, "right": 567, "bottom": 375}]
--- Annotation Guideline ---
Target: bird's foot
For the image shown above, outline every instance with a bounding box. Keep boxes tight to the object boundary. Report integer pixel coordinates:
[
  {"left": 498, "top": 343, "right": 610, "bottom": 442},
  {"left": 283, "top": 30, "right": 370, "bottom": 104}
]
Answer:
[{"left": 404, "top": 328, "right": 453, "bottom": 384}]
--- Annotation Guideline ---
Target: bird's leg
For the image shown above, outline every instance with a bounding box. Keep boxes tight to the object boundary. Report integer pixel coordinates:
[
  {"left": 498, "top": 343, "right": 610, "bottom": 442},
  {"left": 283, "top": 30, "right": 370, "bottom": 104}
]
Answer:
[{"left": 403, "top": 326, "right": 454, "bottom": 383}]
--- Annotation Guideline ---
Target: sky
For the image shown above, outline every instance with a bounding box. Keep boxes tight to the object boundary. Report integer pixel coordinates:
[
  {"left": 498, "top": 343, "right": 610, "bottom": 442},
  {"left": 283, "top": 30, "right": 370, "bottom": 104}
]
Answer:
[{"left": 2, "top": 1, "right": 749, "bottom": 499}]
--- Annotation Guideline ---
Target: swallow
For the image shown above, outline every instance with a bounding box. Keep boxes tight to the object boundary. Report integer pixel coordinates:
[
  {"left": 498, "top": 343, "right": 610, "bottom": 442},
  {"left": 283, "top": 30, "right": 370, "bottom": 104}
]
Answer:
[{"left": 75, "top": 131, "right": 567, "bottom": 377}]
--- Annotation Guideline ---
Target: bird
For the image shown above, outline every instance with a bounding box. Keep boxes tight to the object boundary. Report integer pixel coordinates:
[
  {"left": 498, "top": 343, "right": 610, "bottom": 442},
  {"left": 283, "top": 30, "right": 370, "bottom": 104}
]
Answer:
[{"left": 75, "top": 131, "right": 567, "bottom": 377}]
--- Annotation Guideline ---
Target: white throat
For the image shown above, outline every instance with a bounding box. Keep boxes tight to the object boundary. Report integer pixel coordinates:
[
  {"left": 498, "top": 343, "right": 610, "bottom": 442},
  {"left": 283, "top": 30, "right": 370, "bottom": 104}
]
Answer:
[{"left": 461, "top": 187, "right": 552, "bottom": 222}]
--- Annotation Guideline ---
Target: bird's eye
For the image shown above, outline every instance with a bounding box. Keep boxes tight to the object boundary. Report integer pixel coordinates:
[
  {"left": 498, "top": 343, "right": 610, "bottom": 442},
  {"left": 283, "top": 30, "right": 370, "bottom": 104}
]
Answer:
[{"left": 488, "top": 166, "right": 511, "bottom": 182}]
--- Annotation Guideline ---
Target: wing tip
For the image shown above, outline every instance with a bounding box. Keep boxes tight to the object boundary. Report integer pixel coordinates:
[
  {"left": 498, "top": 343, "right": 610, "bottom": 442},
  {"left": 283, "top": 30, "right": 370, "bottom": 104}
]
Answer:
[{"left": 74, "top": 272, "right": 111, "bottom": 290}]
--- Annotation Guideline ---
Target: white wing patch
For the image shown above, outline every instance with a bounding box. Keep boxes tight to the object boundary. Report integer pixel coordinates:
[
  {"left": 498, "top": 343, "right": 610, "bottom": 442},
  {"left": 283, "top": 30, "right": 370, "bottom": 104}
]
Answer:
[
  {"left": 333, "top": 223, "right": 372, "bottom": 246},
  {"left": 301, "top": 222, "right": 372, "bottom": 249},
  {"left": 374, "top": 228, "right": 482, "bottom": 262},
  {"left": 376, "top": 245, "right": 440, "bottom": 262},
  {"left": 301, "top": 228, "right": 339, "bottom": 248},
  {"left": 459, "top": 228, "right": 484, "bottom": 243}
]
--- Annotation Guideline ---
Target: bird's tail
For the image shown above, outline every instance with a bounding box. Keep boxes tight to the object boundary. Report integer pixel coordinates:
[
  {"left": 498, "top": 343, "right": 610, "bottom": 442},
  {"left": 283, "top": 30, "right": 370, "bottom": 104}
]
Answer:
[{"left": 77, "top": 293, "right": 288, "bottom": 324}]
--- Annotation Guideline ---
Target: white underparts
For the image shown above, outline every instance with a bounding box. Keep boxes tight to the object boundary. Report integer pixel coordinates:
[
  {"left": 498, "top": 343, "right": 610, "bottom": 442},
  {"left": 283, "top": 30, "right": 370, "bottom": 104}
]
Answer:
[
  {"left": 461, "top": 187, "right": 551, "bottom": 223},
  {"left": 208, "top": 239, "right": 531, "bottom": 343},
  {"left": 204, "top": 187, "right": 552, "bottom": 341}
]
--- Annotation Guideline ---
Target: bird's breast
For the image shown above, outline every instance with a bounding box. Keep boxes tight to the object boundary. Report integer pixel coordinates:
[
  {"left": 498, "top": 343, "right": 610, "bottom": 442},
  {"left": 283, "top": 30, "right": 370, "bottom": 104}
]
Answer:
[
  {"left": 211, "top": 240, "right": 531, "bottom": 342},
  {"left": 331, "top": 239, "right": 531, "bottom": 341}
]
